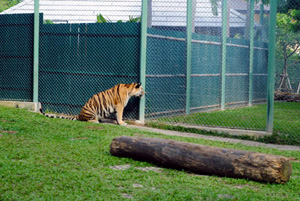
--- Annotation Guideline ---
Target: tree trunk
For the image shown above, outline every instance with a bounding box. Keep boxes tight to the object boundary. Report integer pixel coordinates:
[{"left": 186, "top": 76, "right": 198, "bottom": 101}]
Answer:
[{"left": 110, "top": 136, "right": 292, "bottom": 184}]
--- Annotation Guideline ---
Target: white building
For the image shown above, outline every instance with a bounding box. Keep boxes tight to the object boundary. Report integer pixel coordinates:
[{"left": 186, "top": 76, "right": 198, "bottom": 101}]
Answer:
[{"left": 1, "top": 0, "right": 263, "bottom": 36}]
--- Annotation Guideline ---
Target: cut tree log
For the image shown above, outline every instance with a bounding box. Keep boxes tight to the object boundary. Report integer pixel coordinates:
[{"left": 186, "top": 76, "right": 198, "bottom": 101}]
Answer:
[{"left": 110, "top": 136, "right": 292, "bottom": 184}]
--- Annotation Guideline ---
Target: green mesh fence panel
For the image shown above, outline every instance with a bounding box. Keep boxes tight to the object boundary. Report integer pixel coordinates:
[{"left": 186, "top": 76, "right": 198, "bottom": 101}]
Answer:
[
  {"left": 39, "top": 22, "right": 141, "bottom": 118},
  {"left": 253, "top": 41, "right": 268, "bottom": 101},
  {"left": 145, "top": 28, "right": 186, "bottom": 117},
  {"left": 145, "top": 27, "right": 269, "bottom": 121},
  {"left": 225, "top": 38, "right": 249, "bottom": 105},
  {"left": 191, "top": 34, "right": 221, "bottom": 111},
  {"left": 144, "top": 0, "right": 271, "bottom": 132},
  {"left": 0, "top": 14, "right": 36, "bottom": 101}
]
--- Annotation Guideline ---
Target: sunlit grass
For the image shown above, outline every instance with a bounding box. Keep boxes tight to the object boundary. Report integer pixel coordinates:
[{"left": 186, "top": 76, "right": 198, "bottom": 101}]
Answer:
[
  {"left": 0, "top": 106, "right": 300, "bottom": 200},
  {"left": 148, "top": 102, "right": 300, "bottom": 145}
]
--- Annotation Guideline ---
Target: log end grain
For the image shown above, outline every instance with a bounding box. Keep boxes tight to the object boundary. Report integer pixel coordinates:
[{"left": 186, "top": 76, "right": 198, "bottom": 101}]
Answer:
[{"left": 278, "top": 158, "right": 293, "bottom": 184}]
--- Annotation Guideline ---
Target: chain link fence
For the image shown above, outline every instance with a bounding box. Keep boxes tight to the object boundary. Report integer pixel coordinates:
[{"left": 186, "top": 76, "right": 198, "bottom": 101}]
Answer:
[
  {"left": 145, "top": 0, "right": 270, "bottom": 131},
  {"left": 1, "top": 0, "right": 143, "bottom": 119},
  {"left": 0, "top": 0, "right": 299, "bottom": 140},
  {"left": 39, "top": 20, "right": 141, "bottom": 118},
  {"left": 0, "top": 13, "right": 34, "bottom": 102},
  {"left": 38, "top": 1, "right": 142, "bottom": 119},
  {"left": 273, "top": 0, "right": 300, "bottom": 140}
]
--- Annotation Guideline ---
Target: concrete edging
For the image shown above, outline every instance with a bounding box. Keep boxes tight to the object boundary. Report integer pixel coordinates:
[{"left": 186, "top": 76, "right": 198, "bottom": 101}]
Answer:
[
  {"left": 130, "top": 120, "right": 271, "bottom": 138},
  {"left": 170, "top": 123, "right": 272, "bottom": 138},
  {"left": 0, "top": 101, "right": 40, "bottom": 112},
  {"left": 127, "top": 125, "right": 300, "bottom": 151}
]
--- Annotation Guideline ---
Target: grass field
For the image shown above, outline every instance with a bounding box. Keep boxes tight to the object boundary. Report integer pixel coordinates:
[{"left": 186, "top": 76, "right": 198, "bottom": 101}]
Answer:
[
  {"left": 148, "top": 102, "right": 300, "bottom": 145},
  {"left": 1, "top": 106, "right": 300, "bottom": 200}
]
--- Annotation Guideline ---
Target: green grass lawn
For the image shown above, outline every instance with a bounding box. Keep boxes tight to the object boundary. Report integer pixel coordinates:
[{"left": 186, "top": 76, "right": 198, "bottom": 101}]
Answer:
[
  {"left": 1, "top": 106, "right": 300, "bottom": 200},
  {"left": 149, "top": 102, "right": 300, "bottom": 145}
]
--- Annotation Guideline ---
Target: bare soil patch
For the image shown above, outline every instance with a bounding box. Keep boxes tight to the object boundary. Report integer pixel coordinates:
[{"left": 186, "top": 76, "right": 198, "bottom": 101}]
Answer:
[
  {"left": 0, "top": 130, "right": 18, "bottom": 134},
  {"left": 70, "top": 137, "right": 89, "bottom": 140},
  {"left": 86, "top": 126, "right": 104, "bottom": 130}
]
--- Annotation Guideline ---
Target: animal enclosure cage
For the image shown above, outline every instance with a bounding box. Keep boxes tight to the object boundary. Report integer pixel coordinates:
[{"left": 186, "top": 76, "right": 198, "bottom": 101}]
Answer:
[
  {"left": 144, "top": 0, "right": 271, "bottom": 133},
  {"left": 0, "top": 0, "right": 282, "bottom": 134}
]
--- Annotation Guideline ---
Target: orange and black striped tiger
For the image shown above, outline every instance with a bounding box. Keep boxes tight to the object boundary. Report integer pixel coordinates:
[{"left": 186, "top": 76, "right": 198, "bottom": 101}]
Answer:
[{"left": 40, "top": 83, "right": 145, "bottom": 125}]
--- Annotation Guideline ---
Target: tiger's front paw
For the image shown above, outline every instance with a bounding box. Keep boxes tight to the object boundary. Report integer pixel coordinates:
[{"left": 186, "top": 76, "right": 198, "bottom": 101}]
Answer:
[
  {"left": 87, "top": 119, "right": 100, "bottom": 123},
  {"left": 119, "top": 121, "right": 127, "bottom": 126}
]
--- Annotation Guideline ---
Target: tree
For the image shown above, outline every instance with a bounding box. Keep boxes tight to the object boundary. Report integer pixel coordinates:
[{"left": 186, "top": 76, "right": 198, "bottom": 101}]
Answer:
[
  {"left": 277, "top": 0, "right": 300, "bottom": 13},
  {"left": 275, "top": 1, "right": 300, "bottom": 92},
  {"left": 276, "top": 10, "right": 300, "bottom": 92},
  {"left": 0, "top": 0, "right": 20, "bottom": 12}
]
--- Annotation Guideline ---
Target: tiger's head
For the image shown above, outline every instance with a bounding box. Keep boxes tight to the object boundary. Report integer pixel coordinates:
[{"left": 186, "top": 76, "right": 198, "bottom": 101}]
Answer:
[{"left": 128, "top": 83, "right": 145, "bottom": 98}]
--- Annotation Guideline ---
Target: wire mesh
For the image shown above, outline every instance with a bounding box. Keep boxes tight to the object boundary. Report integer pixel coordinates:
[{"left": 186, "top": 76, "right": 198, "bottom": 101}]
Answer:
[
  {"left": 1, "top": 0, "right": 143, "bottom": 119},
  {"left": 0, "top": 13, "right": 35, "bottom": 102},
  {"left": 273, "top": 0, "right": 300, "bottom": 139},
  {"left": 35, "top": 0, "right": 142, "bottom": 119},
  {"left": 145, "top": 0, "right": 271, "bottom": 131},
  {"left": 39, "top": 22, "right": 141, "bottom": 118},
  {"left": 0, "top": 0, "right": 299, "bottom": 139}
]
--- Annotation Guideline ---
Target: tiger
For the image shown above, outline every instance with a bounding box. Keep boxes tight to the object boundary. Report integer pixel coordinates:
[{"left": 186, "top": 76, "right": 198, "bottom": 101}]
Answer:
[{"left": 40, "top": 83, "right": 145, "bottom": 125}]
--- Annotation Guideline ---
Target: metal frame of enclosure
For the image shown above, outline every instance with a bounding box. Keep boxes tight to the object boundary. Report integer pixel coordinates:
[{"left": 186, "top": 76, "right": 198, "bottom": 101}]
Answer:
[{"left": 0, "top": 0, "right": 277, "bottom": 133}]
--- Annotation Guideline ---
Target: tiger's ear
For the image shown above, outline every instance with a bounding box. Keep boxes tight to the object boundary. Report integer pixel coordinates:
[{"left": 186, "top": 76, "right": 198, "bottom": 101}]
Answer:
[{"left": 136, "top": 83, "right": 141, "bottom": 88}]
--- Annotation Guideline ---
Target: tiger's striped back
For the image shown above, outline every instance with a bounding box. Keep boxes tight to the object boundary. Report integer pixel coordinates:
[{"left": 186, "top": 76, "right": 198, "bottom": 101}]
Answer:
[{"left": 77, "top": 85, "right": 116, "bottom": 121}]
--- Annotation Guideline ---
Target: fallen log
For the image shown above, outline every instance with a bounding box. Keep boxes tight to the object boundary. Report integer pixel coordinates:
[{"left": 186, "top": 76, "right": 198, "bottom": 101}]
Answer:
[
  {"left": 110, "top": 136, "right": 292, "bottom": 184},
  {"left": 275, "top": 91, "right": 300, "bottom": 102}
]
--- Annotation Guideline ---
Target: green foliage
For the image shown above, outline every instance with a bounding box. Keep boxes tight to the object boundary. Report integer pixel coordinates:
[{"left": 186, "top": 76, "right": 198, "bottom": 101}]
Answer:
[
  {"left": 289, "top": 9, "right": 300, "bottom": 32},
  {"left": 276, "top": 10, "right": 300, "bottom": 89},
  {"left": 276, "top": 11, "right": 300, "bottom": 55},
  {"left": 233, "top": 33, "right": 242, "bottom": 39},
  {"left": 0, "top": 0, "right": 20, "bottom": 12},
  {"left": 277, "top": 10, "right": 300, "bottom": 32},
  {"left": 0, "top": 106, "right": 300, "bottom": 200},
  {"left": 43, "top": 20, "right": 54, "bottom": 24},
  {"left": 96, "top": 14, "right": 111, "bottom": 23},
  {"left": 96, "top": 14, "right": 140, "bottom": 23},
  {"left": 128, "top": 16, "right": 141, "bottom": 23},
  {"left": 278, "top": 0, "right": 300, "bottom": 14}
]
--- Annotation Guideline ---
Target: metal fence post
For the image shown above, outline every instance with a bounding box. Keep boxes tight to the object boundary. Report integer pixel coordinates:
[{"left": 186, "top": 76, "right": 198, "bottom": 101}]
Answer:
[
  {"left": 266, "top": 0, "right": 277, "bottom": 133},
  {"left": 221, "top": 0, "right": 228, "bottom": 110},
  {"left": 147, "top": 0, "right": 152, "bottom": 28},
  {"left": 248, "top": 0, "right": 254, "bottom": 106},
  {"left": 185, "top": 0, "right": 192, "bottom": 115},
  {"left": 139, "top": 0, "right": 148, "bottom": 123},
  {"left": 260, "top": 3, "right": 266, "bottom": 41},
  {"left": 33, "top": 0, "right": 40, "bottom": 105}
]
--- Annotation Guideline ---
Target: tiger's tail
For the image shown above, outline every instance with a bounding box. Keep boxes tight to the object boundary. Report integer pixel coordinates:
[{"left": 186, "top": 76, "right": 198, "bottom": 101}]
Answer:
[{"left": 39, "top": 108, "right": 78, "bottom": 120}]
